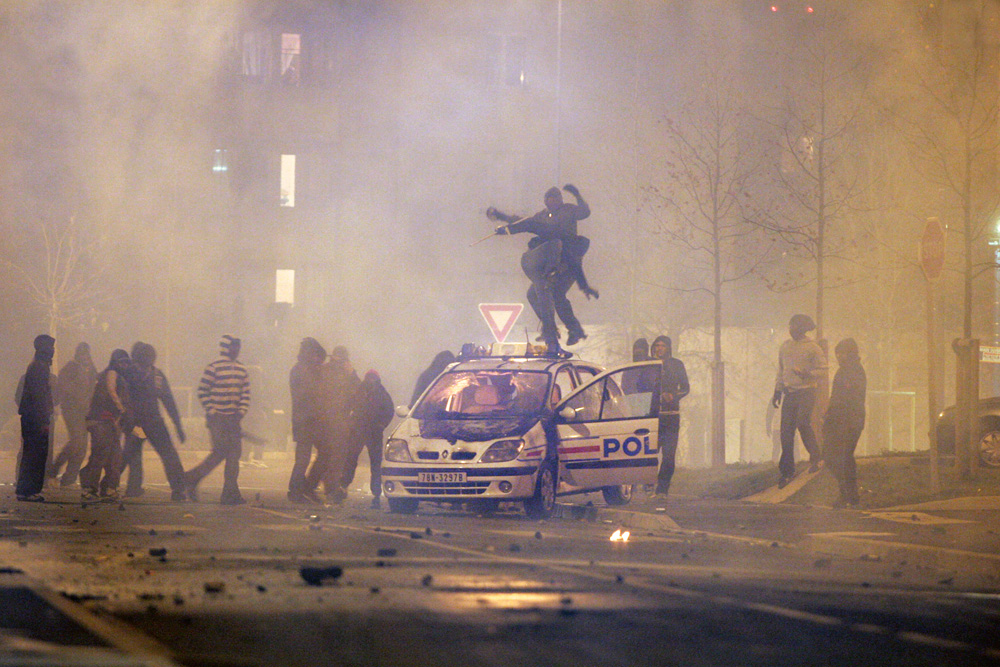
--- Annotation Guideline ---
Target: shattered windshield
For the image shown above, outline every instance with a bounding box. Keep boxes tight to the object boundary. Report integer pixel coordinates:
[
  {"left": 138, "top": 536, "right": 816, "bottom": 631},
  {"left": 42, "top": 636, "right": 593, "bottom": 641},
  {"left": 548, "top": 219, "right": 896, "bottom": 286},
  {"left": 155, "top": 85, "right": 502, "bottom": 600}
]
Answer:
[{"left": 412, "top": 370, "right": 550, "bottom": 419}]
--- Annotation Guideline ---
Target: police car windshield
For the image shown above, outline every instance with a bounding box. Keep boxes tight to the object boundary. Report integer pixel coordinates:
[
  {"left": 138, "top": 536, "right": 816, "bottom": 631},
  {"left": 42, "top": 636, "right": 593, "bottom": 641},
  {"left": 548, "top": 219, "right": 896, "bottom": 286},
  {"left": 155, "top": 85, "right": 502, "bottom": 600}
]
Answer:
[{"left": 412, "top": 370, "right": 549, "bottom": 419}]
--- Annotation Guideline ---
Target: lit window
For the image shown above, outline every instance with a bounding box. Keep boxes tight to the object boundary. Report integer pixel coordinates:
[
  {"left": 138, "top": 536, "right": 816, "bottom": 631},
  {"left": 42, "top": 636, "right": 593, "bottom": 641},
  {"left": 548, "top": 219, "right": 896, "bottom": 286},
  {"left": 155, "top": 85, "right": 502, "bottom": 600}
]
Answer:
[
  {"left": 275, "top": 269, "right": 295, "bottom": 305},
  {"left": 242, "top": 31, "right": 270, "bottom": 78},
  {"left": 212, "top": 149, "right": 228, "bottom": 173},
  {"left": 281, "top": 33, "right": 301, "bottom": 86},
  {"left": 280, "top": 154, "right": 296, "bottom": 207}
]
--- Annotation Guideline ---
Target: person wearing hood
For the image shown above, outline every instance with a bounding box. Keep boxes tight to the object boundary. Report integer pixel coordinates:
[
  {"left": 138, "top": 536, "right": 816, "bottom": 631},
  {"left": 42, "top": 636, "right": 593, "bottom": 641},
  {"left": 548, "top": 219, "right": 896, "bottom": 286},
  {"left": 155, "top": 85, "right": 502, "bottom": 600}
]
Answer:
[
  {"left": 772, "top": 314, "right": 828, "bottom": 488},
  {"left": 486, "top": 184, "right": 594, "bottom": 350},
  {"left": 288, "top": 337, "right": 329, "bottom": 503},
  {"left": 650, "top": 335, "right": 689, "bottom": 497},
  {"left": 79, "top": 349, "right": 131, "bottom": 501},
  {"left": 51, "top": 342, "right": 97, "bottom": 487},
  {"left": 410, "top": 350, "right": 456, "bottom": 407},
  {"left": 632, "top": 338, "right": 650, "bottom": 362},
  {"left": 185, "top": 335, "right": 251, "bottom": 506},
  {"left": 120, "top": 342, "right": 188, "bottom": 501},
  {"left": 342, "top": 370, "right": 394, "bottom": 509},
  {"left": 302, "top": 345, "right": 360, "bottom": 504},
  {"left": 16, "top": 335, "right": 56, "bottom": 501},
  {"left": 823, "top": 338, "right": 867, "bottom": 507}
]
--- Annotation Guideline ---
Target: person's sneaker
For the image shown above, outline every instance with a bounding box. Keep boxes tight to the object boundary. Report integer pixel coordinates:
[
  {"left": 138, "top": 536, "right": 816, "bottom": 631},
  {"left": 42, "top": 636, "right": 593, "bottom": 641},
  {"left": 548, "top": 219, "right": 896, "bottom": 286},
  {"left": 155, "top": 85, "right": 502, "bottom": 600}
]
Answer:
[
  {"left": 170, "top": 490, "right": 187, "bottom": 502},
  {"left": 123, "top": 488, "right": 144, "bottom": 498},
  {"left": 287, "top": 491, "right": 308, "bottom": 504},
  {"left": 808, "top": 461, "right": 822, "bottom": 473},
  {"left": 566, "top": 331, "right": 587, "bottom": 346},
  {"left": 185, "top": 480, "right": 199, "bottom": 503},
  {"left": 777, "top": 476, "right": 790, "bottom": 489},
  {"left": 220, "top": 495, "right": 247, "bottom": 506},
  {"left": 100, "top": 489, "right": 120, "bottom": 503},
  {"left": 17, "top": 494, "right": 45, "bottom": 502},
  {"left": 81, "top": 490, "right": 99, "bottom": 501},
  {"left": 370, "top": 496, "right": 382, "bottom": 510}
]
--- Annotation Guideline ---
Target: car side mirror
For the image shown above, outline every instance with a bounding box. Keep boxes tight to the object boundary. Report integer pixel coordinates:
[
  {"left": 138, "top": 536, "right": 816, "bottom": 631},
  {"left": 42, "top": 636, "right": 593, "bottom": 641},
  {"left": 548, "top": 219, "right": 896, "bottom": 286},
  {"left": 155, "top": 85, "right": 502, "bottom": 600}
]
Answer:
[
  {"left": 558, "top": 406, "right": 576, "bottom": 421},
  {"left": 395, "top": 405, "right": 410, "bottom": 418}
]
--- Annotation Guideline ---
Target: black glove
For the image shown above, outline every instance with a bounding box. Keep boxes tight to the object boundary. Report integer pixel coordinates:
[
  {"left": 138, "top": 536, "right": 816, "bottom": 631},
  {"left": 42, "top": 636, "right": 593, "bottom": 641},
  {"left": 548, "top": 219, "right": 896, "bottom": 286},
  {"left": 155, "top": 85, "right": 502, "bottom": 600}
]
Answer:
[
  {"left": 771, "top": 390, "right": 782, "bottom": 409},
  {"left": 495, "top": 225, "right": 508, "bottom": 236},
  {"left": 563, "top": 184, "right": 580, "bottom": 198}
]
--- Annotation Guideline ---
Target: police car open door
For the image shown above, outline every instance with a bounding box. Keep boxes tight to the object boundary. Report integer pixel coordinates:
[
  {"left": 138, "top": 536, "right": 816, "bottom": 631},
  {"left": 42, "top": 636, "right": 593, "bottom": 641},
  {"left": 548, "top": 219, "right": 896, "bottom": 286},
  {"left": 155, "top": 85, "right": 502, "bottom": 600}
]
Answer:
[{"left": 553, "top": 361, "right": 661, "bottom": 492}]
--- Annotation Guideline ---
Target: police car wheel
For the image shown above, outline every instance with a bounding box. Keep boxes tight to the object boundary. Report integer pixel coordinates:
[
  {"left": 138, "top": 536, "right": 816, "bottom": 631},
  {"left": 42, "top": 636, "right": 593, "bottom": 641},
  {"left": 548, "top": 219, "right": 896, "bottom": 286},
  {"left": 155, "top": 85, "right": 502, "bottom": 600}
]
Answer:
[
  {"left": 387, "top": 497, "right": 419, "bottom": 514},
  {"left": 524, "top": 459, "right": 557, "bottom": 519},
  {"left": 601, "top": 484, "right": 633, "bottom": 506}
]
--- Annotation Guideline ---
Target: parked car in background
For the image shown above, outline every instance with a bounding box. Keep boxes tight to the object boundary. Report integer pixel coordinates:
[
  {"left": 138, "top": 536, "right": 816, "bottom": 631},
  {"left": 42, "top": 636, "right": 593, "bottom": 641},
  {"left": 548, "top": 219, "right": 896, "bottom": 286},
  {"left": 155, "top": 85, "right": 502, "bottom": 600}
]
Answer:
[{"left": 935, "top": 396, "right": 1000, "bottom": 468}]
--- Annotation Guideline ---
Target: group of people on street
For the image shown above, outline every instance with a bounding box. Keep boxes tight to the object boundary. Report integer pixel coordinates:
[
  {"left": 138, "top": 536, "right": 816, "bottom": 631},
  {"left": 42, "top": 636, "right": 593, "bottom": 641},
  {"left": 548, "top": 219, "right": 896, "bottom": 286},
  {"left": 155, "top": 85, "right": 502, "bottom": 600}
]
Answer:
[
  {"left": 15, "top": 335, "right": 196, "bottom": 503},
  {"left": 632, "top": 313, "right": 866, "bottom": 509},
  {"left": 288, "top": 339, "right": 393, "bottom": 509},
  {"left": 15, "top": 333, "right": 397, "bottom": 509}
]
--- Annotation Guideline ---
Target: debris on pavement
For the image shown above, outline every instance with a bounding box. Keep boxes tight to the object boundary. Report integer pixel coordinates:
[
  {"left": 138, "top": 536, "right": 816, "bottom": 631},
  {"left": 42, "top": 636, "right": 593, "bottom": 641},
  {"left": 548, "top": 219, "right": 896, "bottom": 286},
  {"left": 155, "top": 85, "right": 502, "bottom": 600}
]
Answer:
[{"left": 300, "top": 566, "right": 343, "bottom": 586}]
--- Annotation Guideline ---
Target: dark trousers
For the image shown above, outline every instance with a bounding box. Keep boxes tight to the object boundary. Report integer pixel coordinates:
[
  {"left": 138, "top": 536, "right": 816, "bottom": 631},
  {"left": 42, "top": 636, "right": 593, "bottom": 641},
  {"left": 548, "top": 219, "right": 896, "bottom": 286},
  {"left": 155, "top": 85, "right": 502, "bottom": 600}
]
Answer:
[
  {"left": 308, "top": 424, "right": 350, "bottom": 495},
  {"left": 53, "top": 411, "right": 89, "bottom": 485},
  {"left": 656, "top": 414, "right": 680, "bottom": 495},
  {"left": 16, "top": 418, "right": 49, "bottom": 497},
  {"left": 824, "top": 423, "right": 863, "bottom": 503},
  {"left": 186, "top": 413, "right": 243, "bottom": 500},
  {"left": 341, "top": 427, "right": 384, "bottom": 498},
  {"left": 779, "top": 388, "right": 820, "bottom": 479},
  {"left": 121, "top": 419, "right": 185, "bottom": 493},
  {"left": 79, "top": 421, "right": 123, "bottom": 495},
  {"left": 289, "top": 419, "right": 328, "bottom": 496}
]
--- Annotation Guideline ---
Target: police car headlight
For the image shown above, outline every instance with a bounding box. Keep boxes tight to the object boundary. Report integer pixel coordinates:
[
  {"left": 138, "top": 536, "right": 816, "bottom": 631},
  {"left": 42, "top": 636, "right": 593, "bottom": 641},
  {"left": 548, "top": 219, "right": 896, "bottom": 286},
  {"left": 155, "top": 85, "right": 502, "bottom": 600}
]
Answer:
[
  {"left": 481, "top": 439, "right": 524, "bottom": 463},
  {"left": 385, "top": 438, "right": 414, "bottom": 463}
]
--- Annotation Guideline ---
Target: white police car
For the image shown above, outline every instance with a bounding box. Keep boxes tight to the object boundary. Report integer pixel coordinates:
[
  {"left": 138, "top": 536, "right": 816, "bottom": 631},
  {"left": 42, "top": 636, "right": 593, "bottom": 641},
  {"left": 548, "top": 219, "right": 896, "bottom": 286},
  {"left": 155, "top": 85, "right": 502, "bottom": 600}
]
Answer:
[{"left": 381, "top": 343, "right": 661, "bottom": 518}]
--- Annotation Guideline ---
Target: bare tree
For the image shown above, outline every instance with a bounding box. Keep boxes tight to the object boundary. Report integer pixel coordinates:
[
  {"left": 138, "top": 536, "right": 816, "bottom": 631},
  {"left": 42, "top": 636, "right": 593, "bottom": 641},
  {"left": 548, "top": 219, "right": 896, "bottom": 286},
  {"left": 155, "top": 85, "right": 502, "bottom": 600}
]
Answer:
[
  {"left": 643, "top": 64, "right": 775, "bottom": 467},
  {"left": 3, "top": 216, "right": 109, "bottom": 344}
]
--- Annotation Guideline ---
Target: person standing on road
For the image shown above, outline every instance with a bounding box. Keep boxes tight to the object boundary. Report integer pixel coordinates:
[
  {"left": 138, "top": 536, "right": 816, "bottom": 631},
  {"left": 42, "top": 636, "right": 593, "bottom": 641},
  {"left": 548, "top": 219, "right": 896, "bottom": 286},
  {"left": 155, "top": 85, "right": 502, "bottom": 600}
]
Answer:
[
  {"left": 51, "top": 342, "right": 97, "bottom": 487},
  {"left": 288, "top": 337, "right": 329, "bottom": 504},
  {"left": 79, "top": 349, "right": 131, "bottom": 501},
  {"left": 410, "top": 350, "right": 455, "bottom": 408},
  {"left": 650, "top": 335, "right": 689, "bottom": 498},
  {"left": 342, "top": 370, "right": 394, "bottom": 509},
  {"left": 772, "top": 314, "right": 828, "bottom": 489},
  {"left": 16, "top": 335, "right": 56, "bottom": 502},
  {"left": 823, "top": 338, "right": 867, "bottom": 508},
  {"left": 185, "top": 335, "right": 251, "bottom": 505},
  {"left": 487, "top": 184, "right": 594, "bottom": 350},
  {"left": 120, "top": 342, "right": 188, "bottom": 501},
  {"left": 303, "top": 345, "right": 359, "bottom": 504}
]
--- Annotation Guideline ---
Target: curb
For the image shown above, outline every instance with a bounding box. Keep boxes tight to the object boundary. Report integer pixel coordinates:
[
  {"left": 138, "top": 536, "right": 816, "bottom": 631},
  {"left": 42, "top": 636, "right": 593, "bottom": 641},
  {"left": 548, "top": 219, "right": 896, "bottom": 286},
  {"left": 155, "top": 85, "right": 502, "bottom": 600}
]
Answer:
[{"left": 804, "top": 533, "right": 1000, "bottom": 578}]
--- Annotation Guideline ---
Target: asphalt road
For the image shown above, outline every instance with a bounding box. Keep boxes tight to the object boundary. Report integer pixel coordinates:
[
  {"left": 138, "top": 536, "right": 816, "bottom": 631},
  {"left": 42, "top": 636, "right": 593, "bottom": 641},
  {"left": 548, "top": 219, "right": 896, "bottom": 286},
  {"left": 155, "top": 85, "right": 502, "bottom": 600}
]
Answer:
[{"left": 1, "top": 450, "right": 999, "bottom": 666}]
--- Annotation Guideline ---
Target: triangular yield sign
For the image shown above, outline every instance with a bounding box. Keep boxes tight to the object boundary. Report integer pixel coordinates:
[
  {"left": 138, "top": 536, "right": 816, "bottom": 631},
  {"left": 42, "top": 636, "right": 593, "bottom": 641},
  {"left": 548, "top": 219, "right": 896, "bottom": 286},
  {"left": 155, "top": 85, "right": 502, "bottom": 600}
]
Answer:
[{"left": 478, "top": 303, "right": 524, "bottom": 343}]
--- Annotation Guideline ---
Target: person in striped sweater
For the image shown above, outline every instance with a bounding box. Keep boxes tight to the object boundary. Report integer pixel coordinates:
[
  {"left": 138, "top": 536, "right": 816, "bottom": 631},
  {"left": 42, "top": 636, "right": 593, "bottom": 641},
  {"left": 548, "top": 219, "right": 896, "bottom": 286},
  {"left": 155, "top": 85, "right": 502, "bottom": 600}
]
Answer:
[{"left": 185, "top": 335, "right": 251, "bottom": 505}]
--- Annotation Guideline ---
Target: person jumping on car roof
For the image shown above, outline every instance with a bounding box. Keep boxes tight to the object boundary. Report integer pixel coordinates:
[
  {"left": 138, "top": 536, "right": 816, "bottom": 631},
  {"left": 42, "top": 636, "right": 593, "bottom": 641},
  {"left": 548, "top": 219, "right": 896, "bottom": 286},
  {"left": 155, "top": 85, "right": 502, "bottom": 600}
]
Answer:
[{"left": 486, "top": 184, "right": 597, "bottom": 352}]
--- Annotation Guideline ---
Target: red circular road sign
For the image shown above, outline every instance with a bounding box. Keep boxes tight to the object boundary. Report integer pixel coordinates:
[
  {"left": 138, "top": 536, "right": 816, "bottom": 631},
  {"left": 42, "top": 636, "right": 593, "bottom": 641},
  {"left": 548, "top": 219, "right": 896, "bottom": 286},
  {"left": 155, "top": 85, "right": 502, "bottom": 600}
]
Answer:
[{"left": 920, "top": 217, "right": 945, "bottom": 280}]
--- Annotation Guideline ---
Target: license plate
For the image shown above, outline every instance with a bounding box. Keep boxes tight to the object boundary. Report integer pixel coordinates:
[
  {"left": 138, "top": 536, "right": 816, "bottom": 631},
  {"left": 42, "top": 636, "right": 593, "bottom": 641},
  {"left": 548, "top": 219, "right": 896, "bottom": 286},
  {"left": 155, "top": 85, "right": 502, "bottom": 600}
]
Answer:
[{"left": 418, "top": 472, "right": 467, "bottom": 483}]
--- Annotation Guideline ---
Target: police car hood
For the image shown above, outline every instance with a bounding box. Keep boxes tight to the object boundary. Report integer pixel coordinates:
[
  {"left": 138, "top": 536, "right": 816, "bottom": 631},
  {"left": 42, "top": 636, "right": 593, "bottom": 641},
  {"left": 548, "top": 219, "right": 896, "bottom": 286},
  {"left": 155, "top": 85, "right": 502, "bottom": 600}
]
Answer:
[{"left": 418, "top": 415, "right": 538, "bottom": 442}]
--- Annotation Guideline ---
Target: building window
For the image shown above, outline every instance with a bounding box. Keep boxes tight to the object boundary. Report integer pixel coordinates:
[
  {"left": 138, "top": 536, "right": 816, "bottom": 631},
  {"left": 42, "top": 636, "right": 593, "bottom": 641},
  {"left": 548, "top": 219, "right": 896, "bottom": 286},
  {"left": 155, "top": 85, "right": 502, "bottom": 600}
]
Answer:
[
  {"left": 281, "top": 33, "right": 301, "bottom": 86},
  {"left": 280, "top": 154, "right": 296, "bottom": 207},
  {"left": 212, "top": 149, "right": 229, "bottom": 173},
  {"left": 242, "top": 31, "right": 272, "bottom": 79},
  {"left": 275, "top": 269, "right": 295, "bottom": 305}
]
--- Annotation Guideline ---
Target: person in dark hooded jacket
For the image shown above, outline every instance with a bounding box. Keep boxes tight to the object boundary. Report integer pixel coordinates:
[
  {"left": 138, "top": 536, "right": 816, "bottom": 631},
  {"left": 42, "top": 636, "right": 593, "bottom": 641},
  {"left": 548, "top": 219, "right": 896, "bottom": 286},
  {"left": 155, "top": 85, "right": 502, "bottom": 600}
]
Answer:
[
  {"left": 342, "top": 370, "right": 394, "bottom": 509},
  {"left": 410, "top": 350, "right": 455, "bottom": 407},
  {"left": 120, "top": 342, "right": 188, "bottom": 501},
  {"left": 650, "top": 335, "right": 689, "bottom": 497},
  {"left": 823, "top": 338, "right": 866, "bottom": 507},
  {"left": 51, "top": 342, "right": 97, "bottom": 486},
  {"left": 16, "top": 335, "right": 56, "bottom": 501},
  {"left": 487, "top": 184, "right": 595, "bottom": 349}
]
